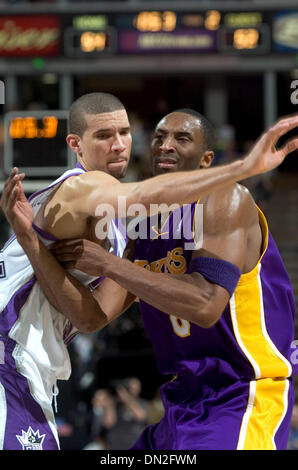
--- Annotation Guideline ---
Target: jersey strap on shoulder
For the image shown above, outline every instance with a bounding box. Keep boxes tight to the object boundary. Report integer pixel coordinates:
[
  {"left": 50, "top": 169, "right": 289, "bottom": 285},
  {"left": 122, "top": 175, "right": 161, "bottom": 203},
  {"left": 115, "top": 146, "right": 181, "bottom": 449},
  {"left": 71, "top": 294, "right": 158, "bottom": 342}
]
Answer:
[{"left": 188, "top": 257, "right": 241, "bottom": 297}]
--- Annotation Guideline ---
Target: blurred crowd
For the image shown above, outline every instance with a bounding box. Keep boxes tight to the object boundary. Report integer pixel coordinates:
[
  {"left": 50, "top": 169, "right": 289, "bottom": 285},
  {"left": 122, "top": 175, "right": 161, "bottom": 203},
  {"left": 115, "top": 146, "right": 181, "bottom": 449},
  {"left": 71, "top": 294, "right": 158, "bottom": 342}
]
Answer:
[
  {"left": 57, "top": 374, "right": 158, "bottom": 451},
  {"left": 49, "top": 301, "right": 164, "bottom": 450},
  {"left": 82, "top": 377, "right": 155, "bottom": 450},
  {"left": 55, "top": 336, "right": 165, "bottom": 450},
  {"left": 288, "top": 403, "right": 298, "bottom": 450}
]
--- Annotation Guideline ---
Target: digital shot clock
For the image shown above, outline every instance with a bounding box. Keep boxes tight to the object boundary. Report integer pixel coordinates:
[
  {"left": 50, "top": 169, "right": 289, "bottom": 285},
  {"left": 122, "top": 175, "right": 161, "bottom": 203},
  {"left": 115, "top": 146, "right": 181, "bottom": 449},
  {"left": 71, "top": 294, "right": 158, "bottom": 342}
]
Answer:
[{"left": 4, "top": 110, "right": 75, "bottom": 177}]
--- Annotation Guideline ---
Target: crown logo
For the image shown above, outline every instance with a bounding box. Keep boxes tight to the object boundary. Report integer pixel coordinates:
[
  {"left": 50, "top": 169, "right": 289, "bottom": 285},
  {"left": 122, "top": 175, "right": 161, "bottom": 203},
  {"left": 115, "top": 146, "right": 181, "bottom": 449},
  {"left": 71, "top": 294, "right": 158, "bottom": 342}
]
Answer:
[{"left": 16, "top": 426, "right": 46, "bottom": 450}]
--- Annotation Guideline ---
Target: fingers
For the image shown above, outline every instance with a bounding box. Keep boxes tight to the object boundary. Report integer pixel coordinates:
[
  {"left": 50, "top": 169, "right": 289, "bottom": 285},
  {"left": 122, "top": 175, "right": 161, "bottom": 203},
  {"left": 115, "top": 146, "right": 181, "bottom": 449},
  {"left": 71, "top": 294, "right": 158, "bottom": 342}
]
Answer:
[
  {"left": 50, "top": 239, "right": 82, "bottom": 251},
  {"left": 278, "top": 137, "right": 298, "bottom": 158},
  {"left": 267, "top": 115, "right": 298, "bottom": 144},
  {"left": 50, "top": 239, "right": 80, "bottom": 255},
  {"left": 50, "top": 238, "right": 100, "bottom": 255},
  {"left": 50, "top": 240, "right": 85, "bottom": 266},
  {"left": 2, "top": 169, "right": 18, "bottom": 204},
  {"left": 60, "top": 261, "right": 76, "bottom": 270},
  {"left": 53, "top": 252, "right": 76, "bottom": 262},
  {"left": 3, "top": 167, "right": 18, "bottom": 192},
  {"left": 1, "top": 170, "right": 24, "bottom": 213},
  {"left": 4, "top": 168, "right": 25, "bottom": 190},
  {"left": 50, "top": 246, "right": 76, "bottom": 258},
  {"left": 2, "top": 168, "right": 25, "bottom": 205},
  {"left": 49, "top": 241, "right": 77, "bottom": 266},
  {"left": 7, "top": 183, "right": 19, "bottom": 211}
]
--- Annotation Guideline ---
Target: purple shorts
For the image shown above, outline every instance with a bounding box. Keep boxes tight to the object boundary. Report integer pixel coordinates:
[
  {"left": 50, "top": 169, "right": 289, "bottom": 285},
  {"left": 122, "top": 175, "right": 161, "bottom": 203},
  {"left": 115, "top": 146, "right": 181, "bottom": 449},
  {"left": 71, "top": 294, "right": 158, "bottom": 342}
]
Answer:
[
  {"left": 0, "top": 336, "right": 59, "bottom": 450},
  {"left": 131, "top": 373, "right": 294, "bottom": 450}
]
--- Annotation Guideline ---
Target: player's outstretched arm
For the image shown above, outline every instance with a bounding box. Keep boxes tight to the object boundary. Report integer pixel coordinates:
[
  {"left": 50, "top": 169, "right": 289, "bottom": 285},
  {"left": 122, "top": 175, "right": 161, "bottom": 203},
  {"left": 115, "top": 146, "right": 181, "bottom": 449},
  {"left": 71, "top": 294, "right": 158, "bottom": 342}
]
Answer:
[{"left": 45, "top": 114, "right": 298, "bottom": 239}]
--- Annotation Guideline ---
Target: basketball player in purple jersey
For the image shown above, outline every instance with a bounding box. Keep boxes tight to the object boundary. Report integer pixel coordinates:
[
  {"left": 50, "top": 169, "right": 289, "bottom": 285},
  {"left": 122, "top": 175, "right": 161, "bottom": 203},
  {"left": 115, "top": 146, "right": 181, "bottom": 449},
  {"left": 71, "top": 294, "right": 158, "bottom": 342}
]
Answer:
[
  {"left": 2, "top": 93, "right": 293, "bottom": 451},
  {"left": 44, "top": 110, "right": 297, "bottom": 450},
  {"left": 2, "top": 105, "right": 298, "bottom": 450}
]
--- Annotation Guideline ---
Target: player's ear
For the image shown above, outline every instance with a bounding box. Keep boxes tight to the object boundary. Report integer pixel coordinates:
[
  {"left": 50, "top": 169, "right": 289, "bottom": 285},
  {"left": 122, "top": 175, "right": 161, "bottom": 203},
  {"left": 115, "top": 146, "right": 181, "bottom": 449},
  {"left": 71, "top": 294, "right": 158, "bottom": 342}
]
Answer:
[
  {"left": 200, "top": 151, "right": 214, "bottom": 168},
  {"left": 66, "top": 134, "right": 82, "bottom": 155}
]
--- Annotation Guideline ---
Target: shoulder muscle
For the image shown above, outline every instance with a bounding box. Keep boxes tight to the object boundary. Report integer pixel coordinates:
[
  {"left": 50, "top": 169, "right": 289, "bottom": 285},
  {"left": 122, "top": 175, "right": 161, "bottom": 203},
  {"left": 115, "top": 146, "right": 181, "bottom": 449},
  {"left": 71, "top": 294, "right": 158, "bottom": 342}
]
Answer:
[
  {"left": 200, "top": 184, "right": 260, "bottom": 271},
  {"left": 203, "top": 183, "right": 258, "bottom": 236}
]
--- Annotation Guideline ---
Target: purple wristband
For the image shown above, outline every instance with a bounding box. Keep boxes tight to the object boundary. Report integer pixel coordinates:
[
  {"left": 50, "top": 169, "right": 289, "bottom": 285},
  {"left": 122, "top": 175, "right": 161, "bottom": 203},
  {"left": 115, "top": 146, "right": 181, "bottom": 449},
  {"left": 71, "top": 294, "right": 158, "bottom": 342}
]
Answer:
[{"left": 188, "top": 257, "right": 241, "bottom": 297}]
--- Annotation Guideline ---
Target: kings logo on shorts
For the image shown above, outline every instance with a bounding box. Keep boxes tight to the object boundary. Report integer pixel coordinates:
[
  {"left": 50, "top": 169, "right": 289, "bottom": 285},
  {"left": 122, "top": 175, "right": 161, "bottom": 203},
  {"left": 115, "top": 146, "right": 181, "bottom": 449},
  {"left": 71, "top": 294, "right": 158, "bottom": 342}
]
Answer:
[{"left": 16, "top": 427, "right": 46, "bottom": 450}]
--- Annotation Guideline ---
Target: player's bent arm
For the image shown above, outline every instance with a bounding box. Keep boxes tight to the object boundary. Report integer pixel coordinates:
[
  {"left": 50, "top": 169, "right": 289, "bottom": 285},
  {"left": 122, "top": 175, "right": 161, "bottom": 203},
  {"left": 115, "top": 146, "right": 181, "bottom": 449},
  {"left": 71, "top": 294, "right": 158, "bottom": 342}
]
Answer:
[
  {"left": 91, "top": 277, "right": 136, "bottom": 330},
  {"left": 17, "top": 229, "right": 135, "bottom": 333},
  {"left": 99, "top": 255, "right": 230, "bottom": 329},
  {"left": 50, "top": 238, "right": 227, "bottom": 328},
  {"left": 98, "top": 185, "right": 260, "bottom": 328},
  {"left": 173, "top": 185, "right": 261, "bottom": 326}
]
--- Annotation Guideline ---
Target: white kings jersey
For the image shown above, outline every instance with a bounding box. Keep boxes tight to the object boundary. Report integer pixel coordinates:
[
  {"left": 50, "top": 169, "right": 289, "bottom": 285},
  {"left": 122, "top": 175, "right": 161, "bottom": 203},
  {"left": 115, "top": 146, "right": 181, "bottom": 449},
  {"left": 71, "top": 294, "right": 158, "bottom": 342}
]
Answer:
[{"left": 0, "top": 167, "right": 127, "bottom": 427}]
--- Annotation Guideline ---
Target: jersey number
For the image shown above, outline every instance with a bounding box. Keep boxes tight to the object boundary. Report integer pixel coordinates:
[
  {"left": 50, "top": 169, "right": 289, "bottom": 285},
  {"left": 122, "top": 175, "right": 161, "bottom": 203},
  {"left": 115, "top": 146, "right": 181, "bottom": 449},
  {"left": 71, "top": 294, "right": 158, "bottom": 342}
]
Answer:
[
  {"left": 170, "top": 315, "right": 191, "bottom": 337},
  {"left": 0, "top": 261, "right": 6, "bottom": 278}
]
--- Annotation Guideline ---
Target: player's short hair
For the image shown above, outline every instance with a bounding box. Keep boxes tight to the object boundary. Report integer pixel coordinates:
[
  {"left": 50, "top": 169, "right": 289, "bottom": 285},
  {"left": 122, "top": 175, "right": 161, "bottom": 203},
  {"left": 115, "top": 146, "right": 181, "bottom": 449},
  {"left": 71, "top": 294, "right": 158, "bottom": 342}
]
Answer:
[
  {"left": 69, "top": 92, "right": 125, "bottom": 136},
  {"left": 173, "top": 108, "right": 215, "bottom": 151}
]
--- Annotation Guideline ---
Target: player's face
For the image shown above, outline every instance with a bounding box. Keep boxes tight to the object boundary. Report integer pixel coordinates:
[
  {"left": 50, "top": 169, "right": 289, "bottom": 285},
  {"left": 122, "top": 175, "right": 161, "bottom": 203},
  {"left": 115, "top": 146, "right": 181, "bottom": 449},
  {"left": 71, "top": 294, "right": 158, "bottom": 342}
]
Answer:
[
  {"left": 75, "top": 109, "right": 132, "bottom": 179},
  {"left": 150, "top": 112, "right": 213, "bottom": 175}
]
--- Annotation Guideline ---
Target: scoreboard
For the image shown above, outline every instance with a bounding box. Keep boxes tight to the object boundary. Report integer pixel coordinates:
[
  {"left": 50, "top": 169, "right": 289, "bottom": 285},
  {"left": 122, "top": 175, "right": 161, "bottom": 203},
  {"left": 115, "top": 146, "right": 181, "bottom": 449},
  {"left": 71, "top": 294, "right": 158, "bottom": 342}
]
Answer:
[
  {"left": 4, "top": 111, "right": 75, "bottom": 177},
  {"left": 0, "top": 9, "right": 297, "bottom": 58},
  {"left": 2, "top": 9, "right": 297, "bottom": 178},
  {"left": 62, "top": 10, "right": 297, "bottom": 56},
  {"left": 65, "top": 10, "right": 271, "bottom": 55}
]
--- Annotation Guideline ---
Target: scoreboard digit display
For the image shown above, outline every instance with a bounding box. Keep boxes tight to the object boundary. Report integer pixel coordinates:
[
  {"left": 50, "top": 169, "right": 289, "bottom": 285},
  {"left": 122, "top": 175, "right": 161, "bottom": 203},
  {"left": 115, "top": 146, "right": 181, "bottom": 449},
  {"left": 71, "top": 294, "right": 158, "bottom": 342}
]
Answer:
[
  {"left": 114, "top": 10, "right": 271, "bottom": 54},
  {"left": 115, "top": 10, "right": 218, "bottom": 54},
  {"left": 4, "top": 111, "right": 75, "bottom": 177},
  {"left": 64, "top": 27, "right": 116, "bottom": 56},
  {"left": 133, "top": 11, "right": 177, "bottom": 32},
  {"left": 218, "top": 24, "right": 270, "bottom": 53},
  {"left": 64, "top": 14, "right": 116, "bottom": 56}
]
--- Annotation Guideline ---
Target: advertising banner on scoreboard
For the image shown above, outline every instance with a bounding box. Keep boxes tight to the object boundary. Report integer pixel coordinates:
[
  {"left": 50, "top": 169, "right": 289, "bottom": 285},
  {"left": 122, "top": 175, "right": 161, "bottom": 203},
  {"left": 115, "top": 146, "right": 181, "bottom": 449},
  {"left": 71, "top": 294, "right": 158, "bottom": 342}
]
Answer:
[
  {"left": 0, "top": 16, "right": 60, "bottom": 57},
  {"left": 117, "top": 29, "right": 217, "bottom": 54}
]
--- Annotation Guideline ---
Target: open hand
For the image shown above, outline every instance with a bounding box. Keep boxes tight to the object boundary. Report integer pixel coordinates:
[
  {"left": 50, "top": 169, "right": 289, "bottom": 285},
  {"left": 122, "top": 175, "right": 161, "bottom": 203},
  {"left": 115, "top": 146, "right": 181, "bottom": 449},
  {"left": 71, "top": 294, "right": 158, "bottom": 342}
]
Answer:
[{"left": 243, "top": 115, "right": 298, "bottom": 177}]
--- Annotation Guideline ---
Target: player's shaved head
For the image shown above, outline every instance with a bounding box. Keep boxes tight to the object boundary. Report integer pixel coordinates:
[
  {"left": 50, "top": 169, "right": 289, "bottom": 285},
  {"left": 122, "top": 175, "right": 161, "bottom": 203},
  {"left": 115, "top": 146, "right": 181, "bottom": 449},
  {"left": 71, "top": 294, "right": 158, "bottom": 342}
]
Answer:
[
  {"left": 69, "top": 92, "right": 126, "bottom": 136},
  {"left": 172, "top": 108, "right": 215, "bottom": 151}
]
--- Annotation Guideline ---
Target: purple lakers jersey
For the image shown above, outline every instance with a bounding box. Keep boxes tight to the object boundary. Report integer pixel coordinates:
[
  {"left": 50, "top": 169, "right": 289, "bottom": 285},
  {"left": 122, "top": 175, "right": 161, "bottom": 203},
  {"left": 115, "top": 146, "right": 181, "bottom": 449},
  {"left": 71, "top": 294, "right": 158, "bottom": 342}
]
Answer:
[{"left": 134, "top": 201, "right": 297, "bottom": 382}]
